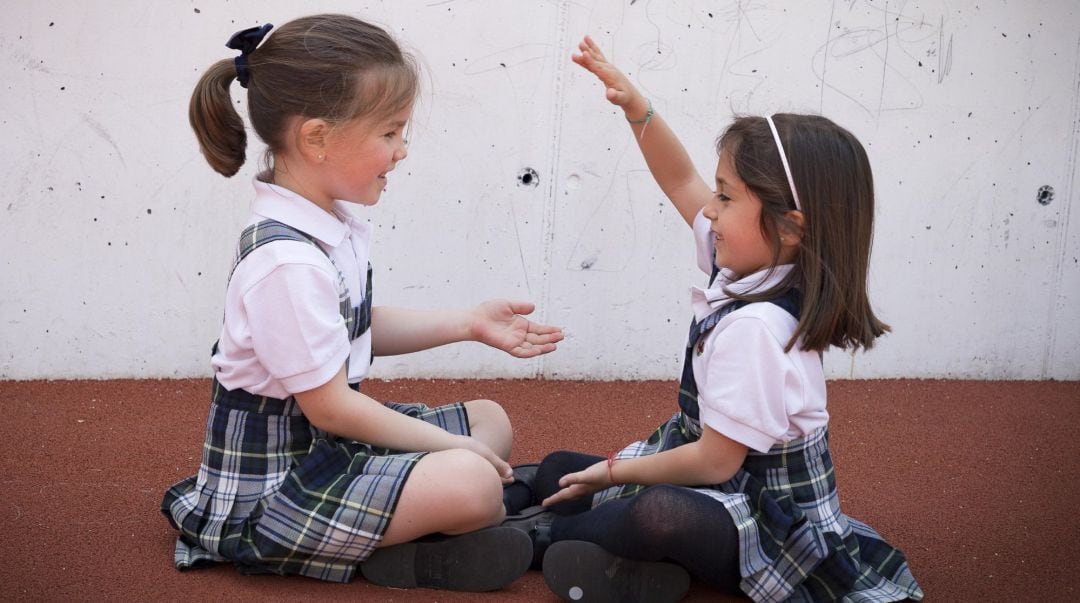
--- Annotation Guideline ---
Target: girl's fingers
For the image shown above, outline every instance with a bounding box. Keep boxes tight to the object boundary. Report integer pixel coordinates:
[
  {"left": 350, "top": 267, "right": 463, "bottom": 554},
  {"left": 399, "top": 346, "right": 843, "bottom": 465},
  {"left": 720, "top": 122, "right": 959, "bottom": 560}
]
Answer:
[
  {"left": 521, "top": 328, "right": 563, "bottom": 343},
  {"left": 542, "top": 485, "right": 582, "bottom": 507},
  {"left": 583, "top": 35, "right": 604, "bottom": 60},
  {"left": 572, "top": 52, "right": 598, "bottom": 73}
]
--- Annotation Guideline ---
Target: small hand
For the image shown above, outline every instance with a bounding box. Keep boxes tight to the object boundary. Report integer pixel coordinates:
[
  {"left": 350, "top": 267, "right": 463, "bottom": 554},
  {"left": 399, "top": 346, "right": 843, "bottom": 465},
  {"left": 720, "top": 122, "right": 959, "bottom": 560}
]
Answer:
[
  {"left": 571, "top": 35, "right": 645, "bottom": 113},
  {"left": 458, "top": 435, "right": 515, "bottom": 485},
  {"left": 471, "top": 300, "right": 564, "bottom": 359},
  {"left": 540, "top": 460, "right": 611, "bottom": 507}
]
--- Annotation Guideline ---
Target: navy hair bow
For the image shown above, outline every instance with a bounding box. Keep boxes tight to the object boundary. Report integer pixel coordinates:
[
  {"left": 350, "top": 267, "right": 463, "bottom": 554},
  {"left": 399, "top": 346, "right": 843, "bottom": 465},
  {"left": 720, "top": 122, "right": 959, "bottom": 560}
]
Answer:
[{"left": 226, "top": 23, "right": 273, "bottom": 88}]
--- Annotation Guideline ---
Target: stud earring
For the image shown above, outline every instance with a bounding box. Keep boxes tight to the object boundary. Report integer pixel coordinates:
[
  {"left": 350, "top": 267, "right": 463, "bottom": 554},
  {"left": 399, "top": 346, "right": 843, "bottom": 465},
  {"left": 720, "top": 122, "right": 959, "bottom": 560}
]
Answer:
[{"left": 318, "top": 154, "right": 325, "bottom": 161}]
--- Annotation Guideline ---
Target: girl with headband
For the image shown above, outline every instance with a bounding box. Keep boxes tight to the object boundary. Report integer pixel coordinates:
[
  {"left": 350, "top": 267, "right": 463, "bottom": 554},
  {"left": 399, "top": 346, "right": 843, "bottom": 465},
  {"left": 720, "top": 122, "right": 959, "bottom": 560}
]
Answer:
[
  {"left": 161, "top": 14, "right": 563, "bottom": 592},
  {"left": 505, "top": 36, "right": 923, "bottom": 602}
]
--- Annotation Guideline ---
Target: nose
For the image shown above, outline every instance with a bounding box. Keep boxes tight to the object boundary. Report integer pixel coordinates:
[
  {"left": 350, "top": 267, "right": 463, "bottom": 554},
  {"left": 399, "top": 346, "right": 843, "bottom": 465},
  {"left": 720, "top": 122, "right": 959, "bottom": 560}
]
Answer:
[
  {"left": 703, "top": 197, "right": 719, "bottom": 219},
  {"left": 394, "top": 139, "right": 409, "bottom": 162}
]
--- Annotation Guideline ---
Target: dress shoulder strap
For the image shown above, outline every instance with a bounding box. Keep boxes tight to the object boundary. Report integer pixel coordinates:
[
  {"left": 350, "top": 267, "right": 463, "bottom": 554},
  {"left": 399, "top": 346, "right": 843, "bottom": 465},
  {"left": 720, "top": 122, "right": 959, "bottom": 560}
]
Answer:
[{"left": 230, "top": 220, "right": 325, "bottom": 280}]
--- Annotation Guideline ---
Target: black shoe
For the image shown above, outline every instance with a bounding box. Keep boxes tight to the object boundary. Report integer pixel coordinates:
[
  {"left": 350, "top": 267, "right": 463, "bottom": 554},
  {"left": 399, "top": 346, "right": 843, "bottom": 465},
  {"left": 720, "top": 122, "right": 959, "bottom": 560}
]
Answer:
[
  {"left": 542, "top": 540, "right": 690, "bottom": 603},
  {"left": 500, "top": 504, "right": 554, "bottom": 569},
  {"left": 512, "top": 463, "right": 539, "bottom": 486},
  {"left": 360, "top": 526, "right": 531, "bottom": 592},
  {"left": 504, "top": 463, "right": 541, "bottom": 515}
]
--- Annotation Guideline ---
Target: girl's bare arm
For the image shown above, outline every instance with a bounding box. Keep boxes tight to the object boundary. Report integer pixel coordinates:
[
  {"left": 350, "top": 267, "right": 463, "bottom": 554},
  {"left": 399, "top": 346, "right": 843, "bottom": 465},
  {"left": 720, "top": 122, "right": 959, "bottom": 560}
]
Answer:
[
  {"left": 541, "top": 425, "right": 748, "bottom": 506},
  {"left": 294, "top": 365, "right": 513, "bottom": 481},
  {"left": 571, "top": 35, "right": 713, "bottom": 227},
  {"left": 370, "top": 300, "right": 562, "bottom": 357}
]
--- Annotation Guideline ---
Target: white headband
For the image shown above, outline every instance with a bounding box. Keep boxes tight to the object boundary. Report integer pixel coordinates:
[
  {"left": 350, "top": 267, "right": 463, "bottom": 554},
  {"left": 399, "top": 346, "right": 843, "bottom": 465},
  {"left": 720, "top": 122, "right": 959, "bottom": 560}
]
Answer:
[{"left": 765, "top": 115, "right": 802, "bottom": 211}]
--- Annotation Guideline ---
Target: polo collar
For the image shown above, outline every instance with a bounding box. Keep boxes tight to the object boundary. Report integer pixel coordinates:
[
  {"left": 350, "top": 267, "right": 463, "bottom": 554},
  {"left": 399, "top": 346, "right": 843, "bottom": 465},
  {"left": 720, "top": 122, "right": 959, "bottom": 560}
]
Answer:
[
  {"left": 251, "top": 176, "right": 349, "bottom": 248},
  {"left": 690, "top": 264, "right": 795, "bottom": 321}
]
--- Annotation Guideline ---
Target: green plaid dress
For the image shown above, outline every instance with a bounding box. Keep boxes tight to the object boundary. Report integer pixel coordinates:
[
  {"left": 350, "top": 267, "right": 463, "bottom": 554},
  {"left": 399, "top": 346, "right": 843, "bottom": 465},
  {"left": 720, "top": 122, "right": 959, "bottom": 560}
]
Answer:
[
  {"left": 161, "top": 221, "right": 470, "bottom": 583},
  {"left": 594, "top": 292, "right": 923, "bottom": 602}
]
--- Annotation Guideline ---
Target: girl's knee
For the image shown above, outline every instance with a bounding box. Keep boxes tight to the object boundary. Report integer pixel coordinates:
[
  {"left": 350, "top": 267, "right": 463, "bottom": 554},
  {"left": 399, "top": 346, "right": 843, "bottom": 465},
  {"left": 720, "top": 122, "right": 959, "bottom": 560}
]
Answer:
[
  {"left": 464, "top": 398, "right": 510, "bottom": 428},
  {"left": 463, "top": 399, "right": 513, "bottom": 459},
  {"left": 424, "top": 449, "right": 504, "bottom": 521}
]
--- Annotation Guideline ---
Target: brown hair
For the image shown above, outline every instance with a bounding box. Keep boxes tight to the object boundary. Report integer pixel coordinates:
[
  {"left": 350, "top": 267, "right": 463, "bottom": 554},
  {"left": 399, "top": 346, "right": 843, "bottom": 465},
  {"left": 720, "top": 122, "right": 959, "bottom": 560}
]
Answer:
[
  {"left": 189, "top": 14, "right": 419, "bottom": 177},
  {"left": 717, "top": 113, "right": 890, "bottom": 352}
]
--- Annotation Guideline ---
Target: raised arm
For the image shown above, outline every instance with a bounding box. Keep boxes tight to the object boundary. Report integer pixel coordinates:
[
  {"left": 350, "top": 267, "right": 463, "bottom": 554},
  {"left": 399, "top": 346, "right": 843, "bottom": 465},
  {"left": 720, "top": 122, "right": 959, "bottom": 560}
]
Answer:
[{"left": 572, "top": 35, "right": 713, "bottom": 227}]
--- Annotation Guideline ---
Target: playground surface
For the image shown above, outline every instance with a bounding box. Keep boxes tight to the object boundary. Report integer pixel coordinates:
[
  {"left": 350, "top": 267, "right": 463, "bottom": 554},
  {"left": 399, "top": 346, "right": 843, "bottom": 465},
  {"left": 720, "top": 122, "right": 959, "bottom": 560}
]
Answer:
[{"left": 2, "top": 377, "right": 1077, "bottom": 601}]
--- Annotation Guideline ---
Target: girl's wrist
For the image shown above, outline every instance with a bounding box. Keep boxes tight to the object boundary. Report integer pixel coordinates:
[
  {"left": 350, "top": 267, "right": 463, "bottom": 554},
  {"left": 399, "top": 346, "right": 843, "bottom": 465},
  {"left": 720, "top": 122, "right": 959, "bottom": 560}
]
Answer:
[
  {"left": 607, "top": 452, "right": 620, "bottom": 485},
  {"left": 463, "top": 306, "right": 483, "bottom": 343},
  {"left": 623, "top": 97, "right": 651, "bottom": 123}
]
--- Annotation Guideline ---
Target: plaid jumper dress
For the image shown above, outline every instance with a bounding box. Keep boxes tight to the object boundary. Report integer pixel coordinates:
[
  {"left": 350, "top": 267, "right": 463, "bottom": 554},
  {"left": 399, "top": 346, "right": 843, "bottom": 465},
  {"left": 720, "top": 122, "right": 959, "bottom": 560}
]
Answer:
[
  {"left": 161, "top": 220, "right": 471, "bottom": 582},
  {"left": 593, "top": 289, "right": 923, "bottom": 602}
]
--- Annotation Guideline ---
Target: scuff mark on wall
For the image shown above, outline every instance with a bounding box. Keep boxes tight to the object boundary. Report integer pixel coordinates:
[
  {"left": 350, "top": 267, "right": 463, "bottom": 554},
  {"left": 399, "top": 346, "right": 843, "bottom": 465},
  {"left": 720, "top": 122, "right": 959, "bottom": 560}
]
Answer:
[{"left": 80, "top": 114, "right": 126, "bottom": 166}]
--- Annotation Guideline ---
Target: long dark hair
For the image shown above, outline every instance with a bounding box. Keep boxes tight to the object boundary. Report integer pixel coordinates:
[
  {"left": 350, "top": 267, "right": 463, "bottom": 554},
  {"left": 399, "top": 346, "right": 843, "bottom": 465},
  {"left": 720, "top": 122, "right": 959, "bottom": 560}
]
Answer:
[
  {"left": 189, "top": 14, "right": 419, "bottom": 177},
  {"left": 718, "top": 113, "right": 890, "bottom": 352}
]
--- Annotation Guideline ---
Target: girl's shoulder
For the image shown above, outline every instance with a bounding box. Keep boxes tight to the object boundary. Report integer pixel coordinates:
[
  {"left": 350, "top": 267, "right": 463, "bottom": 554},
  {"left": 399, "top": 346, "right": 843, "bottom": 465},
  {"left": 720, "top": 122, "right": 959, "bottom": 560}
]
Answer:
[
  {"left": 717, "top": 302, "right": 800, "bottom": 348},
  {"left": 229, "top": 234, "right": 339, "bottom": 295}
]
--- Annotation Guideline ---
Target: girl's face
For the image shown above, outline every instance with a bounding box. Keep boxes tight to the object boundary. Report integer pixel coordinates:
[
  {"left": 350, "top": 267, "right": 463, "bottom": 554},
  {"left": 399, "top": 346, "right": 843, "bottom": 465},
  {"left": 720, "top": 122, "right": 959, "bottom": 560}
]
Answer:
[
  {"left": 320, "top": 104, "right": 413, "bottom": 206},
  {"left": 703, "top": 150, "right": 777, "bottom": 279}
]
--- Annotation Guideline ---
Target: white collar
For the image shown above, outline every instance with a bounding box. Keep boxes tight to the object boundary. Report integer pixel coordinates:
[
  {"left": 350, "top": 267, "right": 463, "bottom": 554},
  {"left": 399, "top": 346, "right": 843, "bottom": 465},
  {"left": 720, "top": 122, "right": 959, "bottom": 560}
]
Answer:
[
  {"left": 690, "top": 264, "right": 796, "bottom": 320},
  {"left": 251, "top": 176, "right": 351, "bottom": 248}
]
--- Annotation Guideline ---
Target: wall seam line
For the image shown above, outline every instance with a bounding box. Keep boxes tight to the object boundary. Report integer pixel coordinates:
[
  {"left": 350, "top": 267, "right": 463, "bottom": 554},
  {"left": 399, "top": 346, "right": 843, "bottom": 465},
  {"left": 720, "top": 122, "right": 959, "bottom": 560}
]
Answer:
[
  {"left": 1042, "top": 33, "right": 1080, "bottom": 378},
  {"left": 537, "top": 0, "right": 570, "bottom": 379}
]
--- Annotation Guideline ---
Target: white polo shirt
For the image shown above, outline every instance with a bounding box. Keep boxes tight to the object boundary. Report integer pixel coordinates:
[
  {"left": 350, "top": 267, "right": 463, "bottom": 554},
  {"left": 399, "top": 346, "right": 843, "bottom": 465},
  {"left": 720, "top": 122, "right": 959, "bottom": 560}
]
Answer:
[
  {"left": 689, "top": 210, "right": 828, "bottom": 453},
  {"left": 211, "top": 178, "right": 374, "bottom": 398}
]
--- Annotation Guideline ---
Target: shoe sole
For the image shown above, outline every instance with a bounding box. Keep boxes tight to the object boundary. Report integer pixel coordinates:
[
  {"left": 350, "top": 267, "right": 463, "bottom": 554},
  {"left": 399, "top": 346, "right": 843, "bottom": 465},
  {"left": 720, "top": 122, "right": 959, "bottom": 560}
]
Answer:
[
  {"left": 361, "top": 526, "right": 532, "bottom": 592},
  {"left": 543, "top": 540, "right": 690, "bottom": 603},
  {"left": 501, "top": 505, "right": 555, "bottom": 570}
]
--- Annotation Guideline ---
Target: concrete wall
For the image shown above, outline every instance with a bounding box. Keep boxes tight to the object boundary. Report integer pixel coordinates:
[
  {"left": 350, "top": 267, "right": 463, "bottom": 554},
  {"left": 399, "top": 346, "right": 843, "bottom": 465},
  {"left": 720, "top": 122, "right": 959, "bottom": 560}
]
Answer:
[{"left": 2, "top": 1, "right": 1077, "bottom": 380}]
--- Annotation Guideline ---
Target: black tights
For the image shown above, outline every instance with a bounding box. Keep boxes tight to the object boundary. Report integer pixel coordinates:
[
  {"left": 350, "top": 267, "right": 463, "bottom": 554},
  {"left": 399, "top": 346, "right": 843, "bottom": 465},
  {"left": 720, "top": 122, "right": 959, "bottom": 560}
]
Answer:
[{"left": 533, "top": 450, "right": 742, "bottom": 595}]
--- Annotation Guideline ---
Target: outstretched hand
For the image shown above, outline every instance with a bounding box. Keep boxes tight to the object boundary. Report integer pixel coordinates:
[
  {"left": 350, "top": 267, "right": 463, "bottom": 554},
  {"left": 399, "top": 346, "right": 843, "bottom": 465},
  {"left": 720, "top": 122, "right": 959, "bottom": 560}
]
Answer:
[
  {"left": 540, "top": 459, "right": 612, "bottom": 507},
  {"left": 571, "top": 35, "right": 645, "bottom": 112},
  {"left": 471, "top": 300, "right": 564, "bottom": 358}
]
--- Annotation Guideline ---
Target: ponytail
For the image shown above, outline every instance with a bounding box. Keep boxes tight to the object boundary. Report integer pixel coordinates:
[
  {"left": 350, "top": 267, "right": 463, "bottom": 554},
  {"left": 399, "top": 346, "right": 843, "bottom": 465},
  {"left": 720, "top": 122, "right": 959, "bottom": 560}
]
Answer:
[{"left": 189, "top": 59, "right": 247, "bottom": 177}]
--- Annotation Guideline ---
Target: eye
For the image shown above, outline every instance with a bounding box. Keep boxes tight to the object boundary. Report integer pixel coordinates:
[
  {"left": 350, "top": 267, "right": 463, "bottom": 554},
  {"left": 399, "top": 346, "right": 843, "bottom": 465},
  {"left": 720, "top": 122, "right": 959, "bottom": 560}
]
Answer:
[{"left": 715, "top": 191, "right": 732, "bottom": 202}]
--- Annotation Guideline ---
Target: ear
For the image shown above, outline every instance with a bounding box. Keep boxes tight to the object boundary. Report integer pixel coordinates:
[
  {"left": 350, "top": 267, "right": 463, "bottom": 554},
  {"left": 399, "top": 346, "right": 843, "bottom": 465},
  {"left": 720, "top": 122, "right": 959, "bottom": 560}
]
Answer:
[
  {"left": 779, "top": 210, "right": 805, "bottom": 247},
  {"left": 295, "top": 118, "right": 330, "bottom": 163}
]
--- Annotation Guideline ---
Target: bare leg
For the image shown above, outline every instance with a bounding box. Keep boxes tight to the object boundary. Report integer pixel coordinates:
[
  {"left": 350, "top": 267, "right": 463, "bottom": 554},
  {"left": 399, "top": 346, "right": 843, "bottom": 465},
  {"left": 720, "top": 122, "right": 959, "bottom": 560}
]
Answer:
[
  {"left": 380, "top": 448, "right": 506, "bottom": 547},
  {"left": 463, "top": 398, "right": 513, "bottom": 460}
]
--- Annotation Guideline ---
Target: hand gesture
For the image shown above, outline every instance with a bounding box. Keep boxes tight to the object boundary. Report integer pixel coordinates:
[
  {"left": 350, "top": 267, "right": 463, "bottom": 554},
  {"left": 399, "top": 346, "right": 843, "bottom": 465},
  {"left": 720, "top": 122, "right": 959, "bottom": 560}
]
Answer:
[
  {"left": 571, "top": 35, "right": 646, "bottom": 115},
  {"left": 457, "top": 435, "right": 515, "bottom": 485},
  {"left": 471, "top": 300, "right": 564, "bottom": 358},
  {"left": 540, "top": 459, "right": 612, "bottom": 507}
]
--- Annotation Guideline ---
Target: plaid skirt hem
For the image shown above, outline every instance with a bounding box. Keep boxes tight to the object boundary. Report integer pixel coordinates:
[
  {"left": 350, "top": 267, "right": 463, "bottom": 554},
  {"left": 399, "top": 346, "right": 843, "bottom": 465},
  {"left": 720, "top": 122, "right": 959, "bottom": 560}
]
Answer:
[{"left": 163, "top": 400, "right": 471, "bottom": 583}]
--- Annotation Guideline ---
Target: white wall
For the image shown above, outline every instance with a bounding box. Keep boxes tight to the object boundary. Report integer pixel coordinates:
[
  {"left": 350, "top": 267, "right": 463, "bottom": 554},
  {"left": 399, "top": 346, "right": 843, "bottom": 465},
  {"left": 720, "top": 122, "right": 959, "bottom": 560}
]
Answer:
[{"left": 1, "top": 1, "right": 1077, "bottom": 380}]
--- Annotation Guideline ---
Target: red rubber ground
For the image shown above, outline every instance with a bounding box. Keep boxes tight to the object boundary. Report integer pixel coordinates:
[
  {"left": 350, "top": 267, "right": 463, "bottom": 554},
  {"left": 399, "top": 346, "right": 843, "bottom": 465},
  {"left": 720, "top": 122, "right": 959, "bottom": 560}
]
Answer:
[{"left": 2, "top": 378, "right": 1077, "bottom": 601}]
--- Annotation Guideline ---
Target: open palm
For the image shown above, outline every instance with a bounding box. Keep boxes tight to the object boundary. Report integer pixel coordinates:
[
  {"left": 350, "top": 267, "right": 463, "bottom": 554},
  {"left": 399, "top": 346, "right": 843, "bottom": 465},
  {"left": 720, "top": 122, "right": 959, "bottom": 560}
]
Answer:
[{"left": 472, "top": 300, "right": 563, "bottom": 358}]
